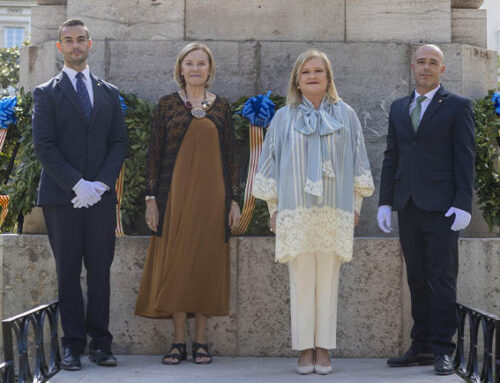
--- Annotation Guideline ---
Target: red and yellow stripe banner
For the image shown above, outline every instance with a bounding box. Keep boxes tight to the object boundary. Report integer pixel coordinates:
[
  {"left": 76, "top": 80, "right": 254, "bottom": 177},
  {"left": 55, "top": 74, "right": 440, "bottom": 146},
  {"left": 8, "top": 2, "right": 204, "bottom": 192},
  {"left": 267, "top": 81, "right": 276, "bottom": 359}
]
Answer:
[
  {"left": 0, "top": 195, "right": 10, "bottom": 228},
  {"left": 231, "top": 124, "right": 264, "bottom": 235},
  {"left": 115, "top": 165, "right": 125, "bottom": 236}
]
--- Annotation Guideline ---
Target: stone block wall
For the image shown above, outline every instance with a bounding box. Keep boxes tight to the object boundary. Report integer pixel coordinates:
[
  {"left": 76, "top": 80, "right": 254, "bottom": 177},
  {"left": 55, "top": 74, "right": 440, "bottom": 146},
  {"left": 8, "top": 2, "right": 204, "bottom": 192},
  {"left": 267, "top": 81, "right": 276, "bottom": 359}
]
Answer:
[
  {"left": 20, "top": 0, "right": 499, "bottom": 237},
  {"left": 1, "top": 235, "right": 498, "bottom": 356}
]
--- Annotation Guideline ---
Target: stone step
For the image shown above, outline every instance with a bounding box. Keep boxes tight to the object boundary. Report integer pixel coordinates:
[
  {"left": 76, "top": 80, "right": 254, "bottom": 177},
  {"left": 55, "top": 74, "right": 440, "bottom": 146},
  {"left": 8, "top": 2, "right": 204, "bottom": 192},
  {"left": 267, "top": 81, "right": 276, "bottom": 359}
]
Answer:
[{"left": 48, "top": 356, "right": 463, "bottom": 383}]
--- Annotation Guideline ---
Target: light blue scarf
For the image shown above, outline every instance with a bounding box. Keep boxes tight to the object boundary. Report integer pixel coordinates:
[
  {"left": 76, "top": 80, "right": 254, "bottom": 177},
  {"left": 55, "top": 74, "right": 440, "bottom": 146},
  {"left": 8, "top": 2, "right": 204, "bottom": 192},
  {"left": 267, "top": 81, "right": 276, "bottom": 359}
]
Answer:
[{"left": 295, "top": 96, "right": 343, "bottom": 197}]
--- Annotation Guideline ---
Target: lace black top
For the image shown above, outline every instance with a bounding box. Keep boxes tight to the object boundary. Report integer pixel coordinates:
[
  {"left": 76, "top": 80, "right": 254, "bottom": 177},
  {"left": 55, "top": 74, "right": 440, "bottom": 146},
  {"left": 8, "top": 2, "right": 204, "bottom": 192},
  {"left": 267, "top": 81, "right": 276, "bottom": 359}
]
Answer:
[{"left": 146, "top": 92, "right": 240, "bottom": 240}]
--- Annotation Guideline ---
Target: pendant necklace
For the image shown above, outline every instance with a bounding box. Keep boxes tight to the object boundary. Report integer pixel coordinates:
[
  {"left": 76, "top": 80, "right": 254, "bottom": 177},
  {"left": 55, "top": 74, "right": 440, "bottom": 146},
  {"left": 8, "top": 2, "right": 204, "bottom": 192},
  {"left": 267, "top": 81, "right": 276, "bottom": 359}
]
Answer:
[{"left": 184, "top": 89, "right": 209, "bottom": 119}]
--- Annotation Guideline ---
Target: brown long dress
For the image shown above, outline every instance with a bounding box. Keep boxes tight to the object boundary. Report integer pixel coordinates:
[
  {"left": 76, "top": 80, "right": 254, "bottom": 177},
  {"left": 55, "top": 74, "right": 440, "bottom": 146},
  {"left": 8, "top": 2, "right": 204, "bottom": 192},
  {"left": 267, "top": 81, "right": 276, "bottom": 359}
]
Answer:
[{"left": 135, "top": 116, "right": 229, "bottom": 318}]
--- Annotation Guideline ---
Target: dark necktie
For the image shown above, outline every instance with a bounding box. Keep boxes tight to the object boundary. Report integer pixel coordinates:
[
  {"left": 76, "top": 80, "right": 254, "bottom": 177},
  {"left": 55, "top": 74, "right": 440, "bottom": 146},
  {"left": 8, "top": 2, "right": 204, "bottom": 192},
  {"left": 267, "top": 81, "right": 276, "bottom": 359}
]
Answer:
[
  {"left": 410, "top": 95, "right": 427, "bottom": 132},
  {"left": 76, "top": 72, "right": 92, "bottom": 121}
]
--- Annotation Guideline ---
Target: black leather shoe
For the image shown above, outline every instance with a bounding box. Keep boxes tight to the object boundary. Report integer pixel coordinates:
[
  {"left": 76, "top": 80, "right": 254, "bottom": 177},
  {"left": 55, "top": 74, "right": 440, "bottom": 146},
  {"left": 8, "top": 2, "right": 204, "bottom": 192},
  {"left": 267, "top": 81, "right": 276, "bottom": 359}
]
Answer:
[
  {"left": 89, "top": 348, "right": 117, "bottom": 367},
  {"left": 61, "top": 347, "right": 81, "bottom": 371},
  {"left": 434, "top": 354, "right": 454, "bottom": 375},
  {"left": 387, "top": 348, "right": 434, "bottom": 367}
]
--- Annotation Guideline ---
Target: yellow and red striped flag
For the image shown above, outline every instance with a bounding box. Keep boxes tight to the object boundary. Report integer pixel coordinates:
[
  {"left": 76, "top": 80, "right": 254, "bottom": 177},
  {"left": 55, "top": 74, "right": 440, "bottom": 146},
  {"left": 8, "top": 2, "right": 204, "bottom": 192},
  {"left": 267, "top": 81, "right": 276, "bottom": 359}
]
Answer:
[{"left": 115, "top": 165, "right": 125, "bottom": 236}]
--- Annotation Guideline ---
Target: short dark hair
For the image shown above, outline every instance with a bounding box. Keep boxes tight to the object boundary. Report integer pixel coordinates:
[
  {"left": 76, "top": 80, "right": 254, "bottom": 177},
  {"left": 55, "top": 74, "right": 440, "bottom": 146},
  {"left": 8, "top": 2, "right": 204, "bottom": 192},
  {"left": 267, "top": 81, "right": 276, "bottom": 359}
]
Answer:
[{"left": 58, "top": 18, "right": 89, "bottom": 42}]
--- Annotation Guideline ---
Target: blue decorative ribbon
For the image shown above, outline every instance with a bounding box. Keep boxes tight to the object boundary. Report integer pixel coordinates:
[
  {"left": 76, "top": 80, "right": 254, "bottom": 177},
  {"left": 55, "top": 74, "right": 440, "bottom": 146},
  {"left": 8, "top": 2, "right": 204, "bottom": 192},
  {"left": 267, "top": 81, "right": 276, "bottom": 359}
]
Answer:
[
  {"left": 0, "top": 96, "right": 17, "bottom": 129},
  {"left": 296, "top": 97, "right": 343, "bottom": 197},
  {"left": 240, "top": 91, "right": 275, "bottom": 127},
  {"left": 492, "top": 92, "right": 500, "bottom": 117},
  {"left": 119, "top": 94, "right": 128, "bottom": 116}
]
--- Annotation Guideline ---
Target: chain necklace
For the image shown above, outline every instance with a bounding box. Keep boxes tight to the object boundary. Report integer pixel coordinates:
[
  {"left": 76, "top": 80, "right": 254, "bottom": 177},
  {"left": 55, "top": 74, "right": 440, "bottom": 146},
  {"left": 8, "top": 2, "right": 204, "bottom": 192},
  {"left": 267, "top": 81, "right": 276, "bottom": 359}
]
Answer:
[{"left": 184, "top": 88, "right": 210, "bottom": 119}]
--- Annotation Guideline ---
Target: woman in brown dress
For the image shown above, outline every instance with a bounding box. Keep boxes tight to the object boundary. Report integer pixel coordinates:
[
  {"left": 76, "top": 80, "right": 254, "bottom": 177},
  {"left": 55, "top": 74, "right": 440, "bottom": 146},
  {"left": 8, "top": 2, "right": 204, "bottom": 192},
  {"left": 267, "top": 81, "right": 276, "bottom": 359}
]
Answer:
[{"left": 135, "top": 42, "right": 241, "bottom": 365}]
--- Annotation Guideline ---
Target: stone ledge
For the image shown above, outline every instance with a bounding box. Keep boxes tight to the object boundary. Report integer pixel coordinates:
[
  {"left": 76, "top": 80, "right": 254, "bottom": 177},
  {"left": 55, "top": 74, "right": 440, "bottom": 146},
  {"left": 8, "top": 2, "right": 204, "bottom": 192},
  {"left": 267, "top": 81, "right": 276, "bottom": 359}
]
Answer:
[{"left": 1, "top": 235, "right": 498, "bottom": 357}]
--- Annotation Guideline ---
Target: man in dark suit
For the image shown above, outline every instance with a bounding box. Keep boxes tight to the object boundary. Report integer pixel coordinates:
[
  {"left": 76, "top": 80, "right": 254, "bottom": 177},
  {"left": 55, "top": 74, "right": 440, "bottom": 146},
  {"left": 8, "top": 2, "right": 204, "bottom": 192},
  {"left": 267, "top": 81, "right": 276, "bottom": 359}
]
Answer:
[
  {"left": 32, "top": 18, "right": 128, "bottom": 370},
  {"left": 377, "top": 44, "right": 475, "bottom": 375}
]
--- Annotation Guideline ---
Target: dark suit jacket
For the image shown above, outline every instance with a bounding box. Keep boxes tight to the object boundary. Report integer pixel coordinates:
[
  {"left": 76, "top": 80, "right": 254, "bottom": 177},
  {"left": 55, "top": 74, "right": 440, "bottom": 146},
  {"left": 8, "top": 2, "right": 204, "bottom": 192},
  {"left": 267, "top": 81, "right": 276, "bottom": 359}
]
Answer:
[
  {"left": 379, "top": 86, "right": 475, "bottom": 213},
  {"left": 32, "top": 71, "right": 129, "bottom": 206}
]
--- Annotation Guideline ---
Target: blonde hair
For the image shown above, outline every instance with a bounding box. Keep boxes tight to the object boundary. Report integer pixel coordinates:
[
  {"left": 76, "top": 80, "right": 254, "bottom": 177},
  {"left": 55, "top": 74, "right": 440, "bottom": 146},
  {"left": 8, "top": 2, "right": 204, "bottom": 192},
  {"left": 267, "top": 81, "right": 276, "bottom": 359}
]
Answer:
[
  {"left": 174, "top": 42, "right": 215, "bottom": 89},
  {"left": 286, "top": 50, "right": 340, "bottom": 106}
]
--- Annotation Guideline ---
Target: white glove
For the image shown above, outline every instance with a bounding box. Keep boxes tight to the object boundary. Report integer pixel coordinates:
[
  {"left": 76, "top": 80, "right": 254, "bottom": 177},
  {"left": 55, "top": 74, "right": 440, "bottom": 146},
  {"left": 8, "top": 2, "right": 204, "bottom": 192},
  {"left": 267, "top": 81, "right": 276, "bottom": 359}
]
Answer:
[
  {"left": 445, "top": 207, "right": 471, "bottom": 231},
  {"left": 93, "top": 181, "right": 109, "bottom": 196},
  {"left": 71, "top": 196, "right": 88, "bottom": 208},
  {"left": 72, "top": 178, "right": 101, "bottom": 207},
  {"left": 377, "top": 205, "right": 392, "bottom": 233}
]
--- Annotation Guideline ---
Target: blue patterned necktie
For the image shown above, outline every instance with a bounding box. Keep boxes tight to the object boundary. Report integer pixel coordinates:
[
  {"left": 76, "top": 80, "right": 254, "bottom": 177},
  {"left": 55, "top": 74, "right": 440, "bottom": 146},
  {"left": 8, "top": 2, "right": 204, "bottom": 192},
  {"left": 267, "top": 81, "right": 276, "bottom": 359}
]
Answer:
[{"left": 76, "top": 72, "right": 92, "bottom": 121}]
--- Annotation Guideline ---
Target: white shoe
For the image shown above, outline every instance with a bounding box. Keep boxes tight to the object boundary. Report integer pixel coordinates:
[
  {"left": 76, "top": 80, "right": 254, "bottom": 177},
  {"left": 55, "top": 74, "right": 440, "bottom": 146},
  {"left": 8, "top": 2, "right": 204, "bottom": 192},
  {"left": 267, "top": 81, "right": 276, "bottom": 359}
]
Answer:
[
  {"left": 314, "top": 363, "right": 333, "bottom": 375},
  {"left": 296, "top": 364, "right": 314, "bottom": 375}
]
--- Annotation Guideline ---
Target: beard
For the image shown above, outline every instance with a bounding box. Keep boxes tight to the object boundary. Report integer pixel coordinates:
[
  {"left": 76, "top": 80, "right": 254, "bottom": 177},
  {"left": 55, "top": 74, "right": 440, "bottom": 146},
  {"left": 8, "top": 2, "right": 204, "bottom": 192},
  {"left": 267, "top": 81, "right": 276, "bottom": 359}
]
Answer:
[{"left": 66, "top": 50, "right": 88, "bottom": 65}]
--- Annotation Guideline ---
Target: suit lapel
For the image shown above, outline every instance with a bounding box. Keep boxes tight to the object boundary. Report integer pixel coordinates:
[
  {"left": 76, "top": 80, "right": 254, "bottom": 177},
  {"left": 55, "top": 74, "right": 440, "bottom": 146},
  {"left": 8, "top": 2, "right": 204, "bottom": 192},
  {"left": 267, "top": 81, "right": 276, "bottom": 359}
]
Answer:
[
  {"left": 56, "top": 71, "right": 88, "bottom": 125},
  {"left": 401, "top": 94, "right": 416, "bottom": 138},
  {"left": 416, "top": 86, "right": 448, "bottom": 135},
  {"left": 89, "top": 74, "right": 105, "bottom": 126}
]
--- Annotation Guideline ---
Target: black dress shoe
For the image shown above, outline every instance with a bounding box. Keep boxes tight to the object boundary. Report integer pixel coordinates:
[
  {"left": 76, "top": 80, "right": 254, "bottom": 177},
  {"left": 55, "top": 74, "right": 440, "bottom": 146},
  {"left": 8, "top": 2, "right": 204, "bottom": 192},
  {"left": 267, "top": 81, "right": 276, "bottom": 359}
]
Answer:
[
  {"left": 89, "top": 348, "right": 117, "bottom": 367},
  {"left": 387, "top": 348, "right": 434, "bottom": 367},
  {"left": 61, "top": 347, "right": 81, "bottom": 371},
  {"left": 434, "top": 354, "right": 454, "bottom": 375}
]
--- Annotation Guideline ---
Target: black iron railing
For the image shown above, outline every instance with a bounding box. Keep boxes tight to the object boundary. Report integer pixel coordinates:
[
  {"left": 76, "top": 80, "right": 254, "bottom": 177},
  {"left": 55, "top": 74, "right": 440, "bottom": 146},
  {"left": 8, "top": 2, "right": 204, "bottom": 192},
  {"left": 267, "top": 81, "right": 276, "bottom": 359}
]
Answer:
[
  {"left": 2, "top": 301, "right": 60, "bottom": 383},
  {"left": 455, "top": 303, "right": 499, "bottom": 383}
]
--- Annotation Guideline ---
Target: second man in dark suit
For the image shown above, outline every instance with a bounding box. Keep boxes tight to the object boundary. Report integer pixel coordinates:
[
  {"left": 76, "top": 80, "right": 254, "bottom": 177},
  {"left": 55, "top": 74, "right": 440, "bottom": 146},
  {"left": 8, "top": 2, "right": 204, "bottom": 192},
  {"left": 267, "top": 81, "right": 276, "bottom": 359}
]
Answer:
[
  {"left": 32, "top": 18, "right": 129, "bottom": 370},
  {"left": 377, "top": 44, "right": 475, "bottom": 375}
]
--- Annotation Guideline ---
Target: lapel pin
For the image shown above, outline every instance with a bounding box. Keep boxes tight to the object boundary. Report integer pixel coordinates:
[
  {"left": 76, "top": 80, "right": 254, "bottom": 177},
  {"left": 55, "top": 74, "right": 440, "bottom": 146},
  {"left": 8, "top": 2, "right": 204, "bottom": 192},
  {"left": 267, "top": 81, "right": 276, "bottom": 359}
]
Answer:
[{"left": 97, "top": 82, "right": 102, "bottom": 87}]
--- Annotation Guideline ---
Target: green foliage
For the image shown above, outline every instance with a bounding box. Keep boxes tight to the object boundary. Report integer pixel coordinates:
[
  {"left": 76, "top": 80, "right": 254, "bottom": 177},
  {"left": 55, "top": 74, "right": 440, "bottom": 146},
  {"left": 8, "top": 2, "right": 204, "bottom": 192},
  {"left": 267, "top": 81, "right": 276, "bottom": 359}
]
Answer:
[
  {"left": 230, "top": 94, "right": 286, "bottom": 236},
  {"left": 473, "top": 90, "right": 500, "bottom": 231},
  {"left": 0, "top": 47, "right": 19, "bottom": 94},
  {"left": 0, "top": 47, "right": 21, "bottom": 188},
  {"left": 119, "top": 92, "right": 154, "bottom": 234},
  {"left": 1, "top": 89, "right": 38, "bottom": 232}
]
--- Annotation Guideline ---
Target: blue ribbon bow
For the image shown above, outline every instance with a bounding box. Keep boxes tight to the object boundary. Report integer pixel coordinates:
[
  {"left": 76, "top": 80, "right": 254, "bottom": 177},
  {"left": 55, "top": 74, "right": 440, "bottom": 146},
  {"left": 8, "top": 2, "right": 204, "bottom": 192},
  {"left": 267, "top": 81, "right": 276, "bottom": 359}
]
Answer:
[
  {"left": 0, "top": 96, "right": 17, "bottom": 130},
  {"left": 492, "top": 92, "right": 500, "bottom": 117},
  {"left": 240, "top": 91, "right": 275, "bottom": 127}
]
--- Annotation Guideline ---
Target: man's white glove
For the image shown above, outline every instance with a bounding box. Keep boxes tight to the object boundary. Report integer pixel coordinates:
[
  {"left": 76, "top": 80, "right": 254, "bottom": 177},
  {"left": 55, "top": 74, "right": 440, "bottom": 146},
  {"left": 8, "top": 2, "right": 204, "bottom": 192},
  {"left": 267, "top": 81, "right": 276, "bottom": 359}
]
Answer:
[
  {"left": 72, "top": 179, "right": 101, "bottom": 208},
  {"left": 377, "top": 205, "right": 392, "bottom": 233},
  {"left": 71, "top": 196, "right": 88, "bottom": 208},
  {"left": 93, "top": 181, "right": 109, "bottom": 196},
  {"left": 445, "top": 207, "right": 471, "bottom": 231}
]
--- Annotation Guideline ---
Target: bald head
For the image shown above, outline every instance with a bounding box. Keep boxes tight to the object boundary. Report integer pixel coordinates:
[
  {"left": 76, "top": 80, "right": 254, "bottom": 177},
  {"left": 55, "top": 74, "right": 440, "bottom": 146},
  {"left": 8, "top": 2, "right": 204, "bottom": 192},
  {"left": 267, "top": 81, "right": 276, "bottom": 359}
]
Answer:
[
  {"left": 411, "top": 44, "right": 446, "bottom": 94},
  {"left": 414, "top": 44, "right": 444, "bottom": 65}
]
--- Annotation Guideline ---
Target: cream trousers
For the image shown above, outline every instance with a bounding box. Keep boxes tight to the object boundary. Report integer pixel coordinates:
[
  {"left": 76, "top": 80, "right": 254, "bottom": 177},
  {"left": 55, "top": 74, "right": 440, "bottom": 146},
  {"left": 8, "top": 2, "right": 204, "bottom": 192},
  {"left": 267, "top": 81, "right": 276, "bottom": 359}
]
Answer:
[{"left": 288, "top": 252, "right": 342, "bottom": 350}]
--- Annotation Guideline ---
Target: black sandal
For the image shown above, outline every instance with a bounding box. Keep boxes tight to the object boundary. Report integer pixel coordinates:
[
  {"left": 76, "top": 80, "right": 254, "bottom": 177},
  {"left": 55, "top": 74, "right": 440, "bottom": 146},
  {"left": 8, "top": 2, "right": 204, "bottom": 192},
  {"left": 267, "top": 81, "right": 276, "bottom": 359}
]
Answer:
[
  {"left": 162, "top": 343, "right": 187, "bottom": 365},
  {"left": 192, "top": 342, "right": 213, "bottom": 364}
]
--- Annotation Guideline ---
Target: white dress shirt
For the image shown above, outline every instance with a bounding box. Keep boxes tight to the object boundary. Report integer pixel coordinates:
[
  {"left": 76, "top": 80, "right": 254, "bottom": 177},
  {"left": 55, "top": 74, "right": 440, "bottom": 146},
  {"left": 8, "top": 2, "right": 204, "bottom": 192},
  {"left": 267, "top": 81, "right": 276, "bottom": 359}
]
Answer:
[
  {"left": 409, "top": 84, "right": 440, "bottom": 121},
  {"left": 62, "top": 65, "right": 94, "bottom": 106}
]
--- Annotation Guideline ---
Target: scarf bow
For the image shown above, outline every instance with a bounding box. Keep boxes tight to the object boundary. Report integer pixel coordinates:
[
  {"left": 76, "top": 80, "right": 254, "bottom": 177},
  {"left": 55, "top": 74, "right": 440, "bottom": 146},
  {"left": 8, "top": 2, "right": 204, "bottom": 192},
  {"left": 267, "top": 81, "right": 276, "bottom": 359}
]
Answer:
[{"left": 295, "top": 97, "right": 343, "bottom": 197}]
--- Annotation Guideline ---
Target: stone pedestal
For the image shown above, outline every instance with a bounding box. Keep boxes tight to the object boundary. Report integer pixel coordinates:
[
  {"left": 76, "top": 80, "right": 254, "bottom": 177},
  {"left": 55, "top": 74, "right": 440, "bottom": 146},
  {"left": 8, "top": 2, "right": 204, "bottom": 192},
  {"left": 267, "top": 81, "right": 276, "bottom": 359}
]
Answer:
[
  {"left": 18, "top": 40, "right": 499, "bottom": 237},
  {"left": 30, "top": 4, "right": 67, "bottom": 45},
  {"left": 0, "top": 235, "right": 498, "bottom": 356},
  {"left": 451, "top": 0, "right": 484, "bottom": 8},
  {"left": 452, "top": 9, "right": 487, "bottom": 48},
  {"left": 346, "top": 0, "right": 452, "bottom": 43}
]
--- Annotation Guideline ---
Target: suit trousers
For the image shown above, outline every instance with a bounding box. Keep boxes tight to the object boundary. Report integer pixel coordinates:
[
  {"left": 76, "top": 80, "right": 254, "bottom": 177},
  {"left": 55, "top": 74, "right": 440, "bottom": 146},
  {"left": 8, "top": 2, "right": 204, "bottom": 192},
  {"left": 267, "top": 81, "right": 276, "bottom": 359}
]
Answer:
[
  {"left": 288, "top": 252, "right": 342, "bottom": 350},
  {"left": 43, "top": 203, "right": 116, "bottom": 354},
  {"left": 398, "top": 199, "right": 459, "bottom": 355}
]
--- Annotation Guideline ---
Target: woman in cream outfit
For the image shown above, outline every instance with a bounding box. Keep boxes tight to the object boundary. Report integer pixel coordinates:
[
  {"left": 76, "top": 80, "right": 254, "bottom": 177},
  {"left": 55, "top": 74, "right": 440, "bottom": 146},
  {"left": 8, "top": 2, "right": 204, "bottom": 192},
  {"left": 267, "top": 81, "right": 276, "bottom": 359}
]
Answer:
[{"left": 252, "top": 50, "right": 374, "bottom": 374}]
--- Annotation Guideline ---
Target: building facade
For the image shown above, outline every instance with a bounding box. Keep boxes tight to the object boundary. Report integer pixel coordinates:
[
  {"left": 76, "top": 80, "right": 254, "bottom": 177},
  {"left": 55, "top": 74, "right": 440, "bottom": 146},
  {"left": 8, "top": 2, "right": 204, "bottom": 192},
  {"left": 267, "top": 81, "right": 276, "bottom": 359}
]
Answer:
[{"left": 0, "top": 1, "right": 33, "bottom": 48}]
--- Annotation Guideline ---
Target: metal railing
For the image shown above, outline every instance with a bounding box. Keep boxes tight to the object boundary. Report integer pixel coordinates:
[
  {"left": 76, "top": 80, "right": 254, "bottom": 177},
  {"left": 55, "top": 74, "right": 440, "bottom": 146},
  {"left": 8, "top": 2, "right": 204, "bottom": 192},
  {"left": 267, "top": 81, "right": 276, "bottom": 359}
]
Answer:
[
  {"left": 2, "top": 301, "right": 60, "bottom": 383},
  {"left": 455, "top": 303, "right": 499, "bottom": 383}
]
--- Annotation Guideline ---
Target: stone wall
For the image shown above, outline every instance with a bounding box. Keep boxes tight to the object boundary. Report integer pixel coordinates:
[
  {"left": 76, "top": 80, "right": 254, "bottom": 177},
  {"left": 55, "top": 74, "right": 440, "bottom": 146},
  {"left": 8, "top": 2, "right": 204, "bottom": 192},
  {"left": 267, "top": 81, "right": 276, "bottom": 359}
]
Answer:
[
  {"left": 1, "top": 235, "right": 498, "bottom": 356},
  {"left": 19, "top": 2, "right": 498, "bottom": 229}
]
